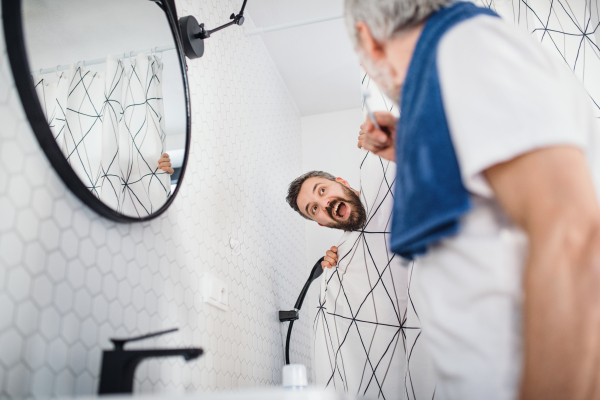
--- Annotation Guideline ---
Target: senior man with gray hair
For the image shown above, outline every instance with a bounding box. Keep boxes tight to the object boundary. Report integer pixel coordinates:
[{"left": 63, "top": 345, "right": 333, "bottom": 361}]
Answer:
[{"left": 345, "top": 0, "right": 600, "bottom": 399}]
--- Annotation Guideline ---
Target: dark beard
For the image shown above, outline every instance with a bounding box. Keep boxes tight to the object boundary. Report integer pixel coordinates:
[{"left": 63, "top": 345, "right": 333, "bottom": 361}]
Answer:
[{"left": 323, "top": 184, "right": 367, "bottom": 232}]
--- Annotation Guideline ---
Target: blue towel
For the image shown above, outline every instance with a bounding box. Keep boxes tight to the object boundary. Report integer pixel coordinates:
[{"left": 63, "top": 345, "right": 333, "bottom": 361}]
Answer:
[{"left": 390, "top": 2, "right": 498, "bottom": 259}]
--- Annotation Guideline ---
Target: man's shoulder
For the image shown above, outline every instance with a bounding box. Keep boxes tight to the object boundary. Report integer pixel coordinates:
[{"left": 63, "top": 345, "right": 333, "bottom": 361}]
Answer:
[{"left": 439, "top": 14, "right": 545, "bottom": 64}]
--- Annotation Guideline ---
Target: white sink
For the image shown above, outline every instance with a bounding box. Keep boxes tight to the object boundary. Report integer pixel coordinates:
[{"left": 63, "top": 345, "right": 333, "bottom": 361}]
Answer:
[{"left": 48, "top": 388, "right": 364, "bottom": 400}]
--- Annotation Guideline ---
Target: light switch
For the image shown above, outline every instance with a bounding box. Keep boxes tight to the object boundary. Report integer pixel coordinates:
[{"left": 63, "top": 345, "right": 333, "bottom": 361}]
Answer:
[{"left": 203, "top": 273, "right": 229, "bottom": 311}]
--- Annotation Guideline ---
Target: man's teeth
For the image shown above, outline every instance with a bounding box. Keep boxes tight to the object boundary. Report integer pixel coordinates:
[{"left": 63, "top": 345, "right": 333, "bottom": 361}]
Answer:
[{"left": 334, "top": 202, "right": 341, "bottom": 217}]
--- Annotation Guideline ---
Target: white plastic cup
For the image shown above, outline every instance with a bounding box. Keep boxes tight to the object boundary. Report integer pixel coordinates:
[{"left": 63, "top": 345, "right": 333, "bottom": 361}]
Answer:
[{"left": 282, "top": 364, "right": 307, "bottom": 390}]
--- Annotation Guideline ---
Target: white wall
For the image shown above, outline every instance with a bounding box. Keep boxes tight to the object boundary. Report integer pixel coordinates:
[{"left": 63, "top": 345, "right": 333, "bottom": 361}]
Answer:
[
  {"left": 298, "top": 107, "right": 364, "bottom": 265},
  {"left": 0, "top": 0, "right": 314, "bottom": 397}
]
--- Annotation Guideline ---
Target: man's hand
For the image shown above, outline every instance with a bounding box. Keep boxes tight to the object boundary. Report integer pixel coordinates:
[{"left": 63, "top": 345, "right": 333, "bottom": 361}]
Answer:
[
  {"left": 321, "top": 246, "right": 338, "bottom": 269},
  {"left": 485, "top": 146, "right": 600, "bottom": 399},
  {"left": 358, "top": 111, "right": 397, "bottom": 162},
  {"left": 158, "top": 153, "right": 174, "bottom": 175}
]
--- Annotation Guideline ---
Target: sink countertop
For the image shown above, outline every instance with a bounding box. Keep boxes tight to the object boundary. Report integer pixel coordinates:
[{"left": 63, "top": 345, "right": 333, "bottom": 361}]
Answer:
[{"left": 44, "top": 387, "right": 365, "bottom": 400}]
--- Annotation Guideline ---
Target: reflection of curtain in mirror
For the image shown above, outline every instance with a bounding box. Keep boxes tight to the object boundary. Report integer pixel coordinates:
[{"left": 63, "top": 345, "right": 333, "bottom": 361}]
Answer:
[
  {"left": 119, "top": 53, "right": 170, "bottom": 217},
  {"left": 64, "top": 64, "right": 104, "bottom": 197},
  {"left": 33, "top": 54, "right": 170, "bottom": 217},
  {"left": 99, "top": 56, "right": 125, "bottom": 210},
  {"left": 33, "top": 73, "right": 68, "bottom": 154}
]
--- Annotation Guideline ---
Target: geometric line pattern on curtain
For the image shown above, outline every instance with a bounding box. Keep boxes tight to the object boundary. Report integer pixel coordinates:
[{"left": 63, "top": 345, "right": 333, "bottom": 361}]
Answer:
[
  {"left": 313, "top": 150, "right": 435, "bottom": 400},
  {"left": 33, "top": 53, "right": 171, "bottom": 218},
  {"left": 475, "top": 0, "right": 600, "bottom": 117}
]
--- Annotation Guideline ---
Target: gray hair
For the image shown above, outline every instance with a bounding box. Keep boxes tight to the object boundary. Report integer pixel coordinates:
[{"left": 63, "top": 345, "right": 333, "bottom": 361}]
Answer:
[
  {"left": 286, "top": 171, "right": 336, "bottom": 219},
  {"left": 344, "top": 0, "right": 451, "bottom": 46}
]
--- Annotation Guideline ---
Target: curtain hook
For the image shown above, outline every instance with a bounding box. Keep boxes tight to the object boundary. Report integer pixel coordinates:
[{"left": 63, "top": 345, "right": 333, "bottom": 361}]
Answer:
[
  {"left": 55, "top": 65, "right": 61, "bottom": 77},
  {"left": 129, "top": 51, "right": 135, "bottom": 64},
  {"left": 155, "top": 46, "right": 163, "bottom": 60},
  {"left": 39, "top": 68, "right": 42, "bottom": 76}
]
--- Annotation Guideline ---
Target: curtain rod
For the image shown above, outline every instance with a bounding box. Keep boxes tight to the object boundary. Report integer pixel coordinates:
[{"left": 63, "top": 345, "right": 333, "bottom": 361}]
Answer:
[
  {"left": 244, "top": 14, "right": 343, "bottom": 37},
  {"left": 31, "top": 44, "right": 175, "bottom": 77}
]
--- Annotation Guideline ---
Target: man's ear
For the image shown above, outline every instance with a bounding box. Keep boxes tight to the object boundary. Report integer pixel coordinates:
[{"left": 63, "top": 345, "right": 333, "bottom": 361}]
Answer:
[
  {"left": 335, "top": 177, "right": 351, "bottom": 188},
  {"left": 355, "top": 21, "right": 386, "bottom": 61}
]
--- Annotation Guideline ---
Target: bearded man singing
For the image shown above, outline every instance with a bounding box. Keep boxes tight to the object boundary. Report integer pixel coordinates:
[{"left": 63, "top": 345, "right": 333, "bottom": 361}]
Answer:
[{"left": 286, "top": 156, "right": 435, "bottom": 400}]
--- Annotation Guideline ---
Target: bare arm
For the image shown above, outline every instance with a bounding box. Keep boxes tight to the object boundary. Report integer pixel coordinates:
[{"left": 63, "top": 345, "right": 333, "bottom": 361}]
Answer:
[{"left": 484, "top": 146, "right": 600, "bottom": 399}]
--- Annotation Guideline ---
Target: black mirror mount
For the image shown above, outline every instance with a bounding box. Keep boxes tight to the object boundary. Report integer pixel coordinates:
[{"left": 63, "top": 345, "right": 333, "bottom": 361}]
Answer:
[{"left": 178, "top": 0, "right": 248, "bottom": 59}]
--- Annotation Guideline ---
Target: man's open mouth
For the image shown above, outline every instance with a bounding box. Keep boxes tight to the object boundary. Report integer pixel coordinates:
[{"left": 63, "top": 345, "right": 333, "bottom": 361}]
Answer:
[{"left": 333, "top": 201, "right": 349, "bottom": 219}]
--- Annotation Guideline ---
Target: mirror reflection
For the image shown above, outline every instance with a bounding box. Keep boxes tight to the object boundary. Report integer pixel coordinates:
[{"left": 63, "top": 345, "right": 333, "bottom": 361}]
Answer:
[{"left": 22, "top": 0, "right": 187, "bottom": 217}]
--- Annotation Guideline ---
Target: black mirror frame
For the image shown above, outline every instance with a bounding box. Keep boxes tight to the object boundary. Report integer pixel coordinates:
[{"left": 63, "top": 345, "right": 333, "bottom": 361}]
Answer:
[{"left": 2, "top": 0, "right": 192, "bottom": 223}]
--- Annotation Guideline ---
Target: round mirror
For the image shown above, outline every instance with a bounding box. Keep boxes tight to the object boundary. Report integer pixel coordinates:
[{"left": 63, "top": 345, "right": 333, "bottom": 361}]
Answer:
[{"left": 3, "top": 0, "right": 190, "bottom": 222}]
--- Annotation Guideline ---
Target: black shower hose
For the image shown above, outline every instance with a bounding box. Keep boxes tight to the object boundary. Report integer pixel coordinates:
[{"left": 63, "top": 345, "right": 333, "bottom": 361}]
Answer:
[{"left": 281, "top": 257, "right": 324, "bottom": 365}]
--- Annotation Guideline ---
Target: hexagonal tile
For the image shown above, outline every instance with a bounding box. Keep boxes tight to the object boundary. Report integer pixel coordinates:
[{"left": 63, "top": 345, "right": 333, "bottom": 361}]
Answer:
[
  {"left": 54, "top": 368, "right": 75, "bottom": 395},
  {"left": 31, "top": 366, "right": 54, "bottom": 397},
  {"left": 39, "top": 219, "right": 60, "bottom": 251},
  {"left": 60, "top": 313, "right": 80, "bottom": 345},
  {"left": 60, "top": 230, "right": 79, "bottom": 260},
  {"left": 15, "top": 208, "right": 39, "bottom": 242},
  {"left": 53, "top": 282, "right": 73, "bottom": 313},
  {"left": 23, "top": 153, "right": 48, "bottom": 188},
  {"left": 67, "top": 342, "right": 86, "bottom": 372},
  {"left": 108, "top": 301, "right": 124, "bottom": 328},
  {"left": 5, "top": 363, "right": 31, "bottom": 397},
  {"left": 53, "top": 199, "right": 73, "bottom": 229},
  {"left": 6, "top": 267, "right": 30, "bottom": 301},
  {"left": 72, "top": 209, "right": 90, "bottom": 238},
  {"left": 66, "top": 259, "right": 85, "bottom": 289},
  {"left": 15, "top": 300, "right": 39, "bottom": 336},
  {"left": 7, "top": 176, "right": 31, "bottom": 206},
  {"left": 0, "top": 231, "right": 24, "bottom": 271},
  {"left": 79, "top": 319, "right": 98, "bottom": 349},
  {"left": 73, "top": 289, "right": 91, "bottom": 318},
  {"left": 23, "top": 242, "right": 46, "bottom": 276},
  {"left": 0, "top": 293, "right": 15, "bottom": 332},
  {"left": 79, "top": 238, "right": 96, "bottom": 268},
  {"left": 23, "top": 333, "right": 47, "bottom": 369},
  {"left": 102, "top": 273, "right": 118, "bottom": 301},
  {"left": 39, "top": 308, "right": 61, "bottom": 340},
  {"left": 0, "top": 197, "right": 16, "bottom": 232},
  {"left": 96, "top": 246, "right": 112, "bottom": 273},
  {"left": 89, "top": 219, "right": 107, "bottom": 246},
  {"left": 0, "top": 329, "right": 23, "bottom": 367},
  {"left": 46, "top": 251, "right": 67, "bottom": 282},
  {"left": 31, "top": 275, "right": 53, "bottom": 307},
  {"left": 91, "top": 296, "right": 108, "bottom": 322}
]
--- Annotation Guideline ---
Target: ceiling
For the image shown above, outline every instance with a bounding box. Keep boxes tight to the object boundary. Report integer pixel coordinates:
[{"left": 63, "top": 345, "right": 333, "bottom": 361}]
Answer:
[{"left": 244, "top": 0, "right": 362, "bottom": 116}]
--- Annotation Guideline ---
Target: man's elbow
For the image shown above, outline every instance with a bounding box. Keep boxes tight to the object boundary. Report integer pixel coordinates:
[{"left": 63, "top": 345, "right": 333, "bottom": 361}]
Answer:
[
  {"left": 538, "top": 211, "right": 600, "bottom": 273},
  {"left": 526, "top": 202, "right": 600, "bottom": 260}
]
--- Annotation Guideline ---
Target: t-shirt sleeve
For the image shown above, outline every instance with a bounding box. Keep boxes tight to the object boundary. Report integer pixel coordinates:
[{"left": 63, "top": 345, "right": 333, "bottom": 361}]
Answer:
[{"left": 437, "top": 15, "right": 592, "bottom": 198}]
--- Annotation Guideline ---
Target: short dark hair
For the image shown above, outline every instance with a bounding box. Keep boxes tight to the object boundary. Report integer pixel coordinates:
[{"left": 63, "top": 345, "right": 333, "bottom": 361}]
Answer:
[{"left": 286, "top": 171, "right": 336, "bottom": 219}]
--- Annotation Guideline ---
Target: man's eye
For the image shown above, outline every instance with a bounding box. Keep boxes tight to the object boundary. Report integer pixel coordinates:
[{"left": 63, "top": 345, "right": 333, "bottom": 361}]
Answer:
[
  {"left": 312, "top": 206, "right": 317, "bottom": 214},
  {"left": 320, "top": 188, "right": 325, "bottom": 194}
]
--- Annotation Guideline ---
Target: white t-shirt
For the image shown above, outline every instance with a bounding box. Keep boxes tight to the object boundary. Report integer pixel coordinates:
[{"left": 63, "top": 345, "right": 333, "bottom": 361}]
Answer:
[{"left": 410, "top": 14, "right": 600, "bottom": 400}]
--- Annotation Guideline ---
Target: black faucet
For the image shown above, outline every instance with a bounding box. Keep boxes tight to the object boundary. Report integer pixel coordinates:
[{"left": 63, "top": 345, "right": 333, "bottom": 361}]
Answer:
[{"left": 98, "top": 328, "right": 203, "bottom": 395}]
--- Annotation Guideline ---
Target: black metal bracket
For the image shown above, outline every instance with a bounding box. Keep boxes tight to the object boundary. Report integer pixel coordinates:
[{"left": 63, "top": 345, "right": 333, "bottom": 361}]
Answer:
[
  {"left": 279, "top": 310, "right": 299, "bottom": 322},
  {"left": 178, "top": 0, "right": 248, "bottom": 59}
]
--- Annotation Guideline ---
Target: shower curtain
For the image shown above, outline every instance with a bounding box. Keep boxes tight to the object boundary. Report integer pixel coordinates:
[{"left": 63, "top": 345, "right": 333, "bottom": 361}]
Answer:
[{"left": 34, "top": 53, "right": 171, "bottom": 217}]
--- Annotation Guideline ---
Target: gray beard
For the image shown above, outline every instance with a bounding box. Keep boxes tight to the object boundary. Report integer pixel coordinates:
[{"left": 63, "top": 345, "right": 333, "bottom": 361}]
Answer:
[{"left": 358, "top": 51, "right": 400, "bottom": 106}]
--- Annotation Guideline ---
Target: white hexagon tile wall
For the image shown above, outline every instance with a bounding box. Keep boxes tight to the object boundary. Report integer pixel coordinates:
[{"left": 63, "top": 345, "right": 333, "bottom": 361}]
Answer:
[{"left": 0, "top": 0, "right": 315, "bottom": 397}]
